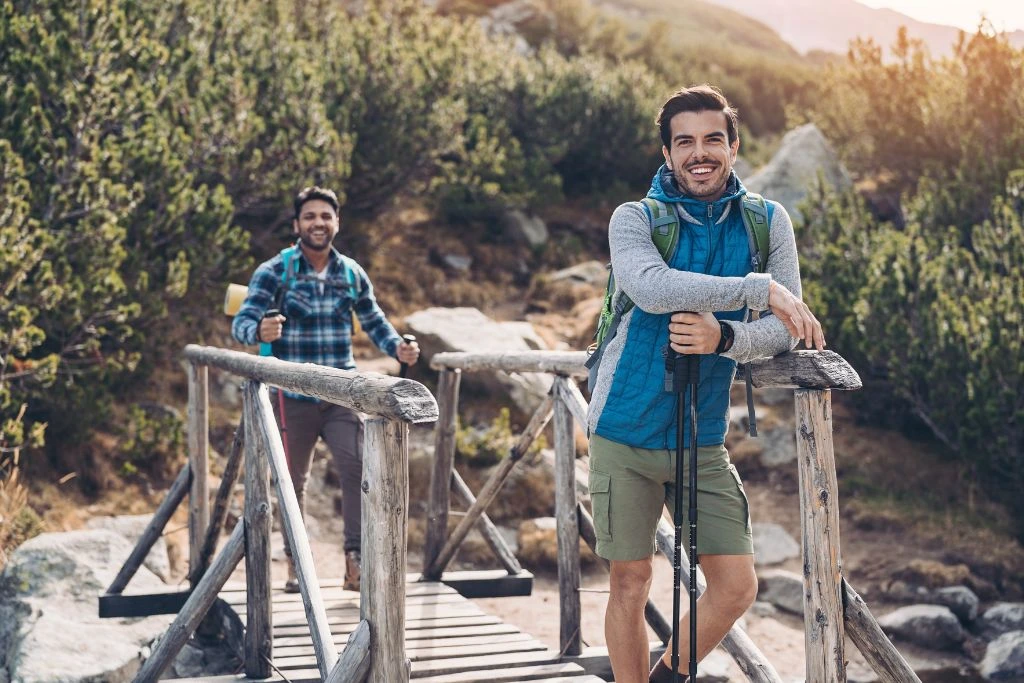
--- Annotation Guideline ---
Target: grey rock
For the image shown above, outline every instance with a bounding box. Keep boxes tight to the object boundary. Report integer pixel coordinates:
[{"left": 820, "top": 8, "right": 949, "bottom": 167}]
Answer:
[
  {"left": 85, "top": 514, "right": 170, "bottom": 582},
  {"left": 697, "top": 647, "right": 733, "bottom": 681},
  {"left": 934, "top": 585, "right": 980, "bottom": 623},
  {"left": 498, "top": 321, "right": 549, "bottom": 351},
  {"left": 728, "top": 405, "right": 764, "bottom": 435},
  {"left": 981, "top": 603, "right": 1024, "bottom": 640},
  {"left": 405, "top": 307, "right": 552, "bottom": 415},
  {"left": 549, "top": 261, "right": 608, "bottom": 287},
  {"left": 733, "top": 156, "right": 754, "bottom": 180},
  {"left": 982, "top": 631, "right": 1024, "bottom": 680},
  {"left": 878, "top": 604, "right": 966, "bottom": 651},
  {"left": 752, "top": 522, "right": 800, "bottom": 566},
  {"left": 759, "top": 426, "right": 798, "bottom": 468},
  {"left": 753, "top": 387, "right": 793, "bottom": 406},
  {"left": 745, "top": 123, "right": 852, "bottom": 224},
  {"left": 442, "top": 254, "right": 473, "bottom": 272},
  {"left": 500, "top": 210, "right": 549, "bottom": 248},
  {"left": 749, "top": 600, "right": 779, "bottom": 618},
  {"left": 0, "top": 530, "right": 172, "bottom": 683},
  {"left": 758, "top": 569, "right": 804, "bottom": 615},
  {"left": 171, "top": 643, "right": 206, "bottom": 678}
]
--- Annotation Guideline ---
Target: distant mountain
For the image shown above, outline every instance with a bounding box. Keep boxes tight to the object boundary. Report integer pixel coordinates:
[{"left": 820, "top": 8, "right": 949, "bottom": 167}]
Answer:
[{"left": 698, "top": 0, "right": 1024, "bottom": 57}]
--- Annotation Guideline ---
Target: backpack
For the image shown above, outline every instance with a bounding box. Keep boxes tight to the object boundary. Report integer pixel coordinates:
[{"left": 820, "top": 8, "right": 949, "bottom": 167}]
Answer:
[
  {"left": 584, "top": 192, "right": 771, "bottom": 436},
  {"left": 258, "top": 245, "right": 358, "bottom": 357}
]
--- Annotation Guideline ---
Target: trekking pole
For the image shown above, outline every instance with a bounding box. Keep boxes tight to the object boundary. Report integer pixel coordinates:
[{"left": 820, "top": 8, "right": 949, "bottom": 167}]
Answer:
[
  {"left": 664, "top": 336, "right": 700, "bottom": 682},
  {"left": 260, "top": 308, "right": 291, "bottom": 470},
  {"left": 398, "top": 334, "right": 417, "bottom": 378}
]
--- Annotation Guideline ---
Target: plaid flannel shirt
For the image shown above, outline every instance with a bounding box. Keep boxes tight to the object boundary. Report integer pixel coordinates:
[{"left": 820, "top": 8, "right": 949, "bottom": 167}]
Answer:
[{"left": 231, "top": 245, "right": 402, "bottom": 401}]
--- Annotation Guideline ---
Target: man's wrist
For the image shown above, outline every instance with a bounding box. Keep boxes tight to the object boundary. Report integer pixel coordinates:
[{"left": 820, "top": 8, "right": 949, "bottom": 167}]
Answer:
[
  {"left": 255, "top": 323, "right": 264, "bottom": 343},
  {"left": 716, "top": 320, "right": 734, "bottom": 353}
]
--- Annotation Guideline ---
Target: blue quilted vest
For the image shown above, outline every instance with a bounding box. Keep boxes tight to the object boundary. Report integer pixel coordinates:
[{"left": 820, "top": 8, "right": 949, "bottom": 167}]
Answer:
[{"left": 593, "top": 168, "right": 772, "bottom": 450}]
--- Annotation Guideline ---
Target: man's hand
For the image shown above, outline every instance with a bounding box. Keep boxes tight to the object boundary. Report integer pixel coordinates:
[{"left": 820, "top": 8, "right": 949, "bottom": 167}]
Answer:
[
  {"left": 767, "top": 281, "right": 826, "bottom": 350},
  {"left": 397, "top": 340, "right": 420, "bottom": 365},
  {"left": 258, "top": 314, "right": 286, "bottom": 343},
  {"left": 669, "top": 312, "right": 721, "bottom": 354}
]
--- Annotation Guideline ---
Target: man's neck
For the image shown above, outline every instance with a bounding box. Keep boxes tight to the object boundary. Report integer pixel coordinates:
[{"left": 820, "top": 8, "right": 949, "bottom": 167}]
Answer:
[{"left": 298, "top": 242, "right": 332, "bottom": 273}]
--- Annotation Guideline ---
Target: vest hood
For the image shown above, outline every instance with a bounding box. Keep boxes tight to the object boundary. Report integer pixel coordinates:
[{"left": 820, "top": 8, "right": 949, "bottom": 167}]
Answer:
[{"left": 647, "top": 163, "right": 747, "bottom": 214}]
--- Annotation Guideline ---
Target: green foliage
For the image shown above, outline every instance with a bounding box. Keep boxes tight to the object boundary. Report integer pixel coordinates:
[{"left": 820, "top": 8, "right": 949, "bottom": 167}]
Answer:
[
  {"left": 119, "top": 404, "right": 185, "bottom": 478},
  {"left": 456, "top": 407, "right": 547, "bottom": 467}
]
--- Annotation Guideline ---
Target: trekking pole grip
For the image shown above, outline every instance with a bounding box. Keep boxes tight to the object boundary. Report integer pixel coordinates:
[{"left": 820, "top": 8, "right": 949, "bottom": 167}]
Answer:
[{"left": 399, "top": 334, "right": 417, "bottom": 378}]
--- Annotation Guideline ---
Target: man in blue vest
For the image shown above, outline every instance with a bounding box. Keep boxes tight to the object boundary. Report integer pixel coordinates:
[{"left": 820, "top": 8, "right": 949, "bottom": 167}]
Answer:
[
  {"left": 232, "top": 186, "right": 419, "bottom": 592},
  {"left": 586, "top": 85, "right": 825, "bottom": 682}
]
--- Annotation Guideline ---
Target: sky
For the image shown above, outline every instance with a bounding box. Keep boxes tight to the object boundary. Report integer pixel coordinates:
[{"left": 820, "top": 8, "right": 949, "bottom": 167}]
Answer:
[{"left": 858, "top": 0, "right": 1024, "bottom": 33}]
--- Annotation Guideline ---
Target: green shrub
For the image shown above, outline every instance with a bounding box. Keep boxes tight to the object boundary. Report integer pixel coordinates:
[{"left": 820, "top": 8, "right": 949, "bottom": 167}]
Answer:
[{"left": 455, "top": 407, "right": 547, "bottom": 467}]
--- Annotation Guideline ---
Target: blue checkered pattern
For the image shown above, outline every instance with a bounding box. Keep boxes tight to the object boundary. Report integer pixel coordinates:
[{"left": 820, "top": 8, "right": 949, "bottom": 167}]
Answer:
[{"left": 232, "top": 246, "right": 402, "bottom": 401}]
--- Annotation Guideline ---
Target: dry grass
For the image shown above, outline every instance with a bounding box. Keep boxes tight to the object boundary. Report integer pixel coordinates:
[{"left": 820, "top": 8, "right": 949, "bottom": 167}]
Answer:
[{"left": 0, "top": 450, "right": 32, "bottom": 570}]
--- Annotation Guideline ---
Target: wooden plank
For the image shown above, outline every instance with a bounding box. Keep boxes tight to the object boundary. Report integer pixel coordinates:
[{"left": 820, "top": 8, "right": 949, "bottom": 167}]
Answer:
[
  {"left": 183, "top": 344, "right": 438, "bottom": 423},
  {"left": 193, "top": 415, "right": 244, "bottom": 583},
  {"left": 274, "top": 639, "right": 549, "bottom": 670},
  {"left": 274, "top": 633, "right": 533, "bottom": 659},
  {"left": 133, "top": 521, "right": 245, "bottom": 682},
  {"left": 654, "top": 520, "right": 783, "bottom": 683},
  {"left": 105, "top": 462, "right": 191, "bottom": 596},
  {"left": 441, "top": 568, "right": 533, "bottom": 598},
  {"left": 243, "top": 382, "right": 273, "bottom": 679},
  {"left": 362, "top": 417, "right": 410, "bottom": 682},
  {"left": 552, "top": 377, "right": 589, "bottom": 432},
  {"left": 552, "top": 378, "right": 581, "bottom": 657},
  {"left": 269, "top": 607, "right": 484, "bottom": 635},
  {"left": 221, "top": 578, "right": 458, "bottom": 595},
  {"left": 252, "top": 382, "right": 338, "bottom": 676},
  {"left": 424, "top": 368, "right": 461, "bottom": 580},
  {"left": 225, "top": 588, "right": 465, "bottom": 608},
  {"left": 264, "top": 613, "right": 498, "bottom": 636},
  {"left": 450, "top": 469, "right": 522, "bottom": 575},
  {"left": 326, "top": 619, "right": 370, "bottom": 683},
  {"left": 430, "top": 351, "right": 588, "bottom": 377},
  {"left": 795, "top": 388, "right": 846, "bottom": 682},
  {"left": 843, "top": 579, "right": 921, "bottom": 683},
  {"left": 414, "top": 665, "right": 590, "bottom": 683},
  {"left": 562, "top": 643, "right": 663, "bottom": 679},
  {"left": 187, "top": 362, "right": 210, "bottom": 586},
  {"left": 746, "top": 350, "right": 861, "bottom": 390},
  {"left": 273, "top": 623, "right": 521, "bottom": 648},
  {"left": 98, "top": 589, "right": 192, "bottom": 618},
  {"left": 425, "top": 394, "right": 554, "bottom": 577},
  {"left": 412, "top": 649, "right": 564, "bottom": 678}
]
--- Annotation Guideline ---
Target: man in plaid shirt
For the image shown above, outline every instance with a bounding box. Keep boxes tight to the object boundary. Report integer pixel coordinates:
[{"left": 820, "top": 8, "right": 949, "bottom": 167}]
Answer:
[{"left": 232, "top": 186, "right": 419, "bottom": 592}]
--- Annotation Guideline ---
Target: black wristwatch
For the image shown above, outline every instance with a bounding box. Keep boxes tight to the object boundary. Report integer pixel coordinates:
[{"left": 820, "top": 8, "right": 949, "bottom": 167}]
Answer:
[{"left": 715, "top": 320, "right": 734, "bottom": 354}]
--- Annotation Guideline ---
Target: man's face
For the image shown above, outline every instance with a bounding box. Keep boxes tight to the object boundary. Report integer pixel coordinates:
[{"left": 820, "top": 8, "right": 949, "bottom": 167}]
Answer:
[
  {"left": 293, "top": 199, "right": 339, "bottom": 251},
  {"left": 662, "top": 110, "right": 739, "bottom": 202}
]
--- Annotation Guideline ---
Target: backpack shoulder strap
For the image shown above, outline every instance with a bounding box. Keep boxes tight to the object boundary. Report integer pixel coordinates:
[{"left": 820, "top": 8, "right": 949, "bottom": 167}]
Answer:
[
  {"left": 739, "top": 193, "right": 770, "bottom": 273},
  {"left": 279, "top": 245, "right": 300, "bottom": 288},
  {"left": 640, "top": 197, "right": 680, "bottom": 262}
]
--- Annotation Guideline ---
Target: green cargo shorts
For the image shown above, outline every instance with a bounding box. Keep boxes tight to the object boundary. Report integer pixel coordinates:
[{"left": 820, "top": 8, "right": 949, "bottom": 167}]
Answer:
[{"left": 588, "top": 433, "right": 753, "bottom": 561}]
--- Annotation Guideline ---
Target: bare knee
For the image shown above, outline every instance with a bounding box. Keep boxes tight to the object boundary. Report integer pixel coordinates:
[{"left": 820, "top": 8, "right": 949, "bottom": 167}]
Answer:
[
  {"left": 609, "top": 558, "right": 653, "bottom": 606},
  {"left": 706, "top": 572, "right": 758, "bottom": 621}
]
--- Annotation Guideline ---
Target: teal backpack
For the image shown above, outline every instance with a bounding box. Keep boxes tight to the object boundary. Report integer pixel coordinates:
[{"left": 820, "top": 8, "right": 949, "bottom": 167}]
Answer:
[
  {"left": 258, "top": 245, "right": 358, "bottom": 357},
  {"left": 584, "top": 193, "right": 771, "bottom": 435}
]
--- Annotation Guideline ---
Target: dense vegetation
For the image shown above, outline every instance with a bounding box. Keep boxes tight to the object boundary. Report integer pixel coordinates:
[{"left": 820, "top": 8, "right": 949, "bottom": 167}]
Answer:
[
  {"left": 798, "top": 28, "right": 1024, "bottom": 528},
  {"left": 1, "top": 0, "right": 1021, "bottom": 540}
]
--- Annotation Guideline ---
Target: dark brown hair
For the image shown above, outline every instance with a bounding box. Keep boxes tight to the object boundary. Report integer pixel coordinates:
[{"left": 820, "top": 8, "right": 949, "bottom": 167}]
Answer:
[
  {"left": 656, "top": 84, "right": 739, "bottom": 148},
  {"left": 293, "top": 186, "right": 340, "bottom": 219}
]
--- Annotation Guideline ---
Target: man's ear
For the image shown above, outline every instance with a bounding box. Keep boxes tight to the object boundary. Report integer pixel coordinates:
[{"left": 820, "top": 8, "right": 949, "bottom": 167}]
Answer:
[
  {"left": 662, "top": 145, "right": 672, "bottom": 169},
  {"left": 292, "top": 218, "right": 300, "bottom": 235},
  {"left": 730, "top": 137, "right": 740, "bottom": 163}
]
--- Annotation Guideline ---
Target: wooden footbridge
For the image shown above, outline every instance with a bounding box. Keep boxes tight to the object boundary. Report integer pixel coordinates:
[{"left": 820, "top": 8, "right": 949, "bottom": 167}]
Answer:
[{"left": 101, "top": 344, "right": 923, "bottom": 682}]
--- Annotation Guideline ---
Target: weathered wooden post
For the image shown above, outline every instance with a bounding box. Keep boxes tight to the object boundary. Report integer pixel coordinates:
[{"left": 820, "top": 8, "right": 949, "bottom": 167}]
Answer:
[
  {"left": 362, "top": 417, "right": 410, "bottom": 682},
  {"left": 424, "top": 368, "right": 461, "bottom": 580},
  {"left": 243, "top": 382, "right": 272, "bottom": 679},
  {"left": 796, "top": 387, "right": 846, "bottom": 682},
  {"left": 187, "top": 362, "right": 209, "bottom": 586},
  {"left": 552, "top": 377, "right": 582, "bottom": 657}
]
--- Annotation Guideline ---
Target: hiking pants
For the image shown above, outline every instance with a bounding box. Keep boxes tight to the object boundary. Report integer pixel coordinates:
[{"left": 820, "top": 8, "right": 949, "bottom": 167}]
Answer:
[{"left": 272, "top": 392, "right": 364, "bottom": 553}]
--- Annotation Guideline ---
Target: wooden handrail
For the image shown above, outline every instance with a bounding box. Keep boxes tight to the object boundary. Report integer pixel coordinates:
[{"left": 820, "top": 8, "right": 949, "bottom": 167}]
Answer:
[
  {"left": 430, "top": 349, "right": 862, "bottom": 391},
  {"left": 183, "top": 344, "right": 438, "bottom": 423}
]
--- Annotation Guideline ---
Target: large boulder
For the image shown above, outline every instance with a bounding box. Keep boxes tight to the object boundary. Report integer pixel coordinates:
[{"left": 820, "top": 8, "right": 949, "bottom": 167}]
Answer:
[
  {"left": 745, "top": 123, "right": 852, "bottom": 224},
  {"left": 0, "top": 529, "right": 173, "bottom": 683},
  {"left": 752, "top": 523, "right": 800, "bottom": 566},
  {"left": 934, "top": 585, "right": 981, "bottom": 624},
  {"left": 757, "top": 569, "right": 804, "bottom": 615},
  {"left": 982, "top": 631, "right": 1024, "bottom": 681},
  {"left": 405, "top": 307, "right": 553, "bottom": 415},
  {"left": 500, "top": 210, "right": 549, "bottom": 248},
  {"left": 980, "top": 603, "right": 1024, "bottom": 640},
  {"left": 878, "top": 604, "right": 966, "bottom": 651},
  {"left": 85, "top": 515, "right": 171, "bottom": 582}
]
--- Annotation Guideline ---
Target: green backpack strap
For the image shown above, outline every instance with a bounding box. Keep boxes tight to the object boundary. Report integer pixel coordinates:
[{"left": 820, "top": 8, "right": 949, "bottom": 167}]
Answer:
[
  {"left": 640, "top": 197, "right": 680, "bottom": 262},
  {"left": 739, "top": 192, "right": 770, "bottom": 273}
]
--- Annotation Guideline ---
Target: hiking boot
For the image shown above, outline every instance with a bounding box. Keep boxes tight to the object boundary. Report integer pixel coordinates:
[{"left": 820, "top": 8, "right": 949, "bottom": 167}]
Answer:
[
  {"left": 284, "top": 561, "right": 300, "bottom": 593},
  {"left": 343, "top": 550, "right": 361, "bottom": 591}
]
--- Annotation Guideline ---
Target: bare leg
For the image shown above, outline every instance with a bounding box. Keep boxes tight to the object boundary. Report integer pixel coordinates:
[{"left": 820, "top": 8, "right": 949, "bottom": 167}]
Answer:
[
  {"left": 658, "top": 553, "right": 757, "bottom": 670},
  {"left": 607, "top": 557, "right": 655, "bottom": 683}
]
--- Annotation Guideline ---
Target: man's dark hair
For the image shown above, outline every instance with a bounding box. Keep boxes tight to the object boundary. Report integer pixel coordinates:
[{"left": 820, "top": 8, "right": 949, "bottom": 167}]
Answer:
[
  {"left": 656, "top": 84, "right": 739, "bottom": 148},
  {"left": 293, "top": 186, "right": 340, "bottom": 219}
]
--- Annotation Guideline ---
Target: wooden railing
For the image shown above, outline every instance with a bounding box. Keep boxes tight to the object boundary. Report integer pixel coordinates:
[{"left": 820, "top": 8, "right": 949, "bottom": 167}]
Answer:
[
  {"left": 425, "top": 349, "right": 922, "bottom": 683},
  {"left": 112, "top": 345, "right": 437, "bottom": 683}
]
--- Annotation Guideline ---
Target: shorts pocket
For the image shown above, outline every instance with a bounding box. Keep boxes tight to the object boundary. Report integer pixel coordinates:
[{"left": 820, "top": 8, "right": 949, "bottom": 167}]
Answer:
[
  {"left": 728, "top": 465, "right": 752, "bottom": 535},
  {"left": 589, "top": 471, "right": 613, "bottom": 542}
]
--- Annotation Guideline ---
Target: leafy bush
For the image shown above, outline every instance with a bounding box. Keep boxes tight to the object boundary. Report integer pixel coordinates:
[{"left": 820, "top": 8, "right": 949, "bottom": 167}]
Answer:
[{"left": 456, "top": 407, "right": 547, "bottom": 467}]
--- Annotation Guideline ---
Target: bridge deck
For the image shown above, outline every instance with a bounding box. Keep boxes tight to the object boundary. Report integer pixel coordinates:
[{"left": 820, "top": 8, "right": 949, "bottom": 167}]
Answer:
[{"left": 166, "top": 576, "right": 603, "bottom": 683}]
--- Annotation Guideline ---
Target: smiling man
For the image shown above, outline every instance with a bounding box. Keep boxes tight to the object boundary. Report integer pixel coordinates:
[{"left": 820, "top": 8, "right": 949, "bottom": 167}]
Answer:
[
  {"left": 232, "top": 186, "right": 419, "bottom": 593},
  {"left": 586, "top": 85, "right": 824, "bottom": 682}
]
